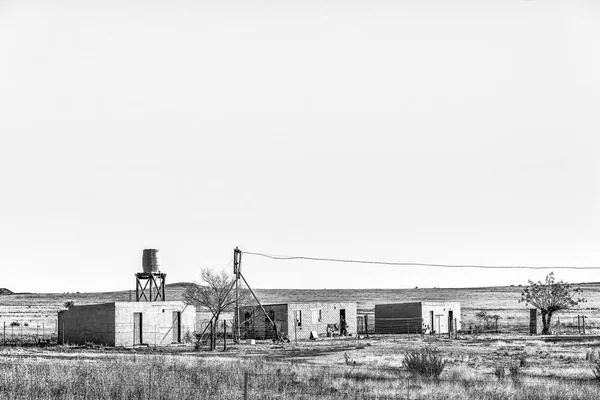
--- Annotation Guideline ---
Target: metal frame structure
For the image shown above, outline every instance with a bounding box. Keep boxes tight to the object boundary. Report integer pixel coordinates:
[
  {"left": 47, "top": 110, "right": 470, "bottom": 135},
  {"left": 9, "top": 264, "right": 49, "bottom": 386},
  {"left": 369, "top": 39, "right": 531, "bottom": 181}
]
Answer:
[{"left": 135, "top": 272, "right": 166, "bottom": 302}]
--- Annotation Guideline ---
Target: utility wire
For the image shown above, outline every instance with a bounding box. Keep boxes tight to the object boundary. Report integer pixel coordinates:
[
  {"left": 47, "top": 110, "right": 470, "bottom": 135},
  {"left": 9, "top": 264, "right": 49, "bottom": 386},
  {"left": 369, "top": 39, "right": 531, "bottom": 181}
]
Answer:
[{"left": 243, "top": 251, "right": 598, "bottom": 270}]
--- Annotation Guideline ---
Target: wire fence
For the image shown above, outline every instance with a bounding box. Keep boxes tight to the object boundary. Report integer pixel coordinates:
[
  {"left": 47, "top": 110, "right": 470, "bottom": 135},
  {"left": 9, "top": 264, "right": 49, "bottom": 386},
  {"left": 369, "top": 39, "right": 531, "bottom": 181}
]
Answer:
[
  {"left": 3, "top": 313, "right": 599, "bottom": 349},
  {"left": 0, "top": 321, "right": 56, "bottom": 345}
]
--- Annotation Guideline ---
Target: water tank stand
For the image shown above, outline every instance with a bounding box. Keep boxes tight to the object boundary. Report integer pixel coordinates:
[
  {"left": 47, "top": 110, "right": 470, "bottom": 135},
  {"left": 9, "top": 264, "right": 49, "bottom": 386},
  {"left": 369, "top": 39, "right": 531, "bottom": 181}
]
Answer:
[{"left": 135, "top": 272, "right": 166, "bottom": 301}]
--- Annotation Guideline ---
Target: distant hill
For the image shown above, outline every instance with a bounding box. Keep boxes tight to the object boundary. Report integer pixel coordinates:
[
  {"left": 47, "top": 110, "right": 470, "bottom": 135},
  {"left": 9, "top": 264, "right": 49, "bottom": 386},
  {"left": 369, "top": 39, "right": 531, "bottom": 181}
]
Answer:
[{"left": 0, "top": 288, "right": 13, "bottom": 295}]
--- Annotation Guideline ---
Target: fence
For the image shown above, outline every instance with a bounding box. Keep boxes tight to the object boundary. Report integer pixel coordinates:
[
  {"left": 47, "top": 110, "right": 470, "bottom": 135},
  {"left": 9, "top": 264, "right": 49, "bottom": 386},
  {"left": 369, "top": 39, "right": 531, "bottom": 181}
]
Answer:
[{"left": 0, "top": 321, "right": 55, "bottom": 345}]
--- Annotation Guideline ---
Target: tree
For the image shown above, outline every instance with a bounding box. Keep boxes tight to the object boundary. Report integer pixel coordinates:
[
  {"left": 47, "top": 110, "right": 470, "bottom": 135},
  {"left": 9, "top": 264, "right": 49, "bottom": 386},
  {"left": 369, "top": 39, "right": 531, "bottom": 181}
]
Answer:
[
  {"left": 183, "top": 268, "right": 252, "bottom": 345},
  {"left": 63, "top": 300, "right": 75, "bottom": 308},
  {"left": 519, "top": 272, "right": 585, "bottom": 334}
]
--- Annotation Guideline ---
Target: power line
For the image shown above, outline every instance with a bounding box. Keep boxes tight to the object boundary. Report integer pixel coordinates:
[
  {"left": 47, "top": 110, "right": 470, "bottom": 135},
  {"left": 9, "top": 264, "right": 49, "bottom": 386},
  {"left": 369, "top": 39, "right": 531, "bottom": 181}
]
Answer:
[{"left": 243, "top": 251, "right": 598, "bottom": 270}]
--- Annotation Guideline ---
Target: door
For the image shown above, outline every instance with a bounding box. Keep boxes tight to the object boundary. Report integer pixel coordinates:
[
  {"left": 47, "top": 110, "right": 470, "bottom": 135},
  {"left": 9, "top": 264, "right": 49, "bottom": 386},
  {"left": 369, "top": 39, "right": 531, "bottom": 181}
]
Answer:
[
  {"left": 429, "top": 311, "right": 434, "bottom": 333},
  {"left": 265, "top": 310, "right": 275, "bottom": 339},
  {"left": 448, "top": 310, "right": 454, "bottom": 333},
  {"left": 340, "top": 309, "right": 347, "bottom": 335},
  {"left": 133, "top": 312, "right": 142, "bottom": 345},
  {"left": 435, "top": 315, "right": 441, "bottom": 334},
  {"left": 172, "top": 311, "right": 181, "bottom": 343}
]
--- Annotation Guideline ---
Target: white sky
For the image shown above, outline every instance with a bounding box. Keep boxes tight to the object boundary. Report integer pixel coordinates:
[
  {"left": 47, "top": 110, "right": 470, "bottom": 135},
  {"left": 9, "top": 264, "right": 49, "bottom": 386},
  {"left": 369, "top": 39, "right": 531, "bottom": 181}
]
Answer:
[{"left": 0, "top": 0, "right": 598, "bottom": 293}]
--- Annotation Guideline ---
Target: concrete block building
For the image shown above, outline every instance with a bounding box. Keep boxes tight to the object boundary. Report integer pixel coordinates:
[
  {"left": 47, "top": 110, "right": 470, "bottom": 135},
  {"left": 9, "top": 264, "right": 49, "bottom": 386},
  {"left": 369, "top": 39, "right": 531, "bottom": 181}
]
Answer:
[
  {"left": 375, "top": 301, "right": 461, "bottom": 334},
  {"left": 58, "top": 301, "right": 196, "bottom": 347},
  {"left": 239, "top": 302, "right": 357, "bottom": 341}
]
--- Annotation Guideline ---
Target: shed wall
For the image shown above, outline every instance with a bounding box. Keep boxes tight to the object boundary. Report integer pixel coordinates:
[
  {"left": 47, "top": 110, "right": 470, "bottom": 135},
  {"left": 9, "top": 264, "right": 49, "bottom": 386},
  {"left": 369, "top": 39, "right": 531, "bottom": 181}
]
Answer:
[
  {"left": 288, "top": 302, "right": 357, "bottom": 340},
  {"left": 375, "top": 303, "right": 422, "bottom": 334},
  {"left": 421, "top": 302, "right": 461, "bottom": 334},
  {"left": 239, "top": 304, "right": 288, "bottom": 340},
  {"left": 58, "top": 303, "right": 115, "bottom": 345},
  {"left": 114, "top": 302, "right": 196, "bottom": 347}
]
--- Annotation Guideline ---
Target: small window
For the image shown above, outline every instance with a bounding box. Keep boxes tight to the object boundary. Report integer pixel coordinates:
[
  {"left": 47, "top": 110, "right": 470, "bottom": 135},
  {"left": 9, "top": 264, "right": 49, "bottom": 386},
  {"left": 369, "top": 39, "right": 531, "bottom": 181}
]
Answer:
[
  {"left": 294, "top": 310, "right": 302, "bottom": 327},
  {"left": 311, "top": 309, "right": 322, "bottom": 323}
]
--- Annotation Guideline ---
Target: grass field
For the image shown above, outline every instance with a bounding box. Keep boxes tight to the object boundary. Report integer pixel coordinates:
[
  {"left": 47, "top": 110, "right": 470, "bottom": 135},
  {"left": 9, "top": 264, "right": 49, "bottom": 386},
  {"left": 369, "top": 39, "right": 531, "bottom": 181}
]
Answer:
[
  {"left": 2, "top": 333, "right": 600, "bottom": 399},
  {"left": 2, "top": 283, "right": 600, "bottom": 398}
]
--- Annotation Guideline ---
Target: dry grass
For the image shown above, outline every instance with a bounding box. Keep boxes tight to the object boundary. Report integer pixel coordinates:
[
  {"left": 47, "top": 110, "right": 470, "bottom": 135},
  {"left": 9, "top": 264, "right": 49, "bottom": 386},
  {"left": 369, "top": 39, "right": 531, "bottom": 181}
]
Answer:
[{"left": 2, "top": 333, "right": 600, "bottom": 399}]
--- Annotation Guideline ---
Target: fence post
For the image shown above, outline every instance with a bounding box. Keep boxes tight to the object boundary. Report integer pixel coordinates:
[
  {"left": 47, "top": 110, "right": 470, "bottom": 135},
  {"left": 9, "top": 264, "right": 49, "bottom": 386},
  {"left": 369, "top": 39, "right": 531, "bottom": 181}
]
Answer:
[
  {"left": 210, "top": 320, "right": 214, "bottom": 351},
  {"left": 243, "top": 371, "right": 249, "bottom": 400},
  {"left": 223, "top": 320, "right": 227, "bottom": 351},
  {"left": 364, "top": 315, "right": 369, "bottom": 338},
  {"left": 3, "top": 322, "right": 5, "bottom": 345},
  {"left": 149, "top": 366, "right": 153, "bottom": 399},
  {"left": 577, "top": 315, "right": 580, "bottom": 334},
  {"left": 455, "top": 318, "right": 458, "bottom": 339},
  {"left": 42, "top": 323, "right": 45, "bottom": 342},
  {"left": 583, "top": 316, "right": 586, "bottom": 335}
]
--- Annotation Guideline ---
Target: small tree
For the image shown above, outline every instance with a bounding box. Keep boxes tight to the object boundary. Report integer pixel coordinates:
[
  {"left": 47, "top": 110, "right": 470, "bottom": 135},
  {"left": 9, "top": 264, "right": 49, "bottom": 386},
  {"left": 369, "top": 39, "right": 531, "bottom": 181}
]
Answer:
[
  {"left": 64, "top": 301, "right": 75, "bottom": 308},
  {"left": 519, "top": 272, "right": 585, "bottom": 334},
  {"left": 183, "top": 268, "right": 251, "bottom": 345}
]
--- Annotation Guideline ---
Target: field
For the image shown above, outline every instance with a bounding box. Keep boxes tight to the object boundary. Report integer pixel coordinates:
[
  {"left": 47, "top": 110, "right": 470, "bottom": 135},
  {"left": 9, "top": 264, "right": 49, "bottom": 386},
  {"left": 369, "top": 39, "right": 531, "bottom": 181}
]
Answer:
[
  {"left": 2, "top": 333, "right": 600, "bottom": 399},
  {"left": 2, "top": 283, "right": 600, "bottom": 399},
  {"left": 2, "top": 283, "right": 600, "bottom": 337}
]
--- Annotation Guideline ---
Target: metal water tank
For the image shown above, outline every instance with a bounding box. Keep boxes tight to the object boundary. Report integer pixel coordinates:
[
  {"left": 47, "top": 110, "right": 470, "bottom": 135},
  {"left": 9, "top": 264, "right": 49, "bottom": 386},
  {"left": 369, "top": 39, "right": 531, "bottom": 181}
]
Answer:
[{"left": 142, "top": 249, "right": 161, "bottom": 273}]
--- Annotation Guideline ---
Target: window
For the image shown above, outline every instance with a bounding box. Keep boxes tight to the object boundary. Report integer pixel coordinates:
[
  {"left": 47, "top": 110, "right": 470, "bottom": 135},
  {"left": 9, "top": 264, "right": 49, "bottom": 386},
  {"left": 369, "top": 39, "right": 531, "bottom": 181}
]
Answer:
[
  {"left": 311, "top": 309, "right": 322, "bottom": 323},
  {"left": 294, "top": 310, "right": 302, "bottom": 327}
]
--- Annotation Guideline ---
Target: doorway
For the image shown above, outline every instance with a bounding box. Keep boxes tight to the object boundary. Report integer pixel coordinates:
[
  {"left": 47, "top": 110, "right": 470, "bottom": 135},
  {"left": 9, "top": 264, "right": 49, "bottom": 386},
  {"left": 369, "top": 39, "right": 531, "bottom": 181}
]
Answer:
[
  {"left": 172, "top": 311, "right": 181, "bottom": 343},
  {"left": 133, "top": 312, "right": 142, "bottom": 345},
  {"left": 448, "top": 310, "right": 454, "bottom": 333},
  {"left": 429, "top": 311, "right": 434, "bottom": 333},
  {"left": 340, "top": 309, "right": 347, "bottom": 335},
  {"left": 265, "top": 310, "right": 276, "bottom": 339}
]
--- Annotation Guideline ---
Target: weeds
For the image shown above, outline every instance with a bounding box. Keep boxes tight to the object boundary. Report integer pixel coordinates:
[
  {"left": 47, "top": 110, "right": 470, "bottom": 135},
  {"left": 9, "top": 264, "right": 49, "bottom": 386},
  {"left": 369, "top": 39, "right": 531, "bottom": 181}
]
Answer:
[
  {"left": 585, "top": 350, "right": 599, "bottom": 362},
  {"left": 519, "top": 354, "right": 528, "bottom": 368},
  {"left": 402, "top": 346, "right": 446, "bottom": 379},
  {"left": 591, "top": 360, "right": 600, "bottom": 381},
  {"left": 344, "top": 352, "right": 357, "bottom": 367},
  {"left": 493, "top": 366, "right": 505, "bottom": 382},
  {"left": 509, "top": 365, "right": 522, "bottom": 384}
]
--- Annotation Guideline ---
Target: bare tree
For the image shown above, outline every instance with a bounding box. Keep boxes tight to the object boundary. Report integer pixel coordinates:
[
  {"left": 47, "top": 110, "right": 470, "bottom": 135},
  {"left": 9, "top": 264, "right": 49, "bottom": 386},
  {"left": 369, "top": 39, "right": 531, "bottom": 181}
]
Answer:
[
  {"left": 519, "top": 272, "right": 585, "bottom": 334},
  {"left": 183, "top": 268, "right": 252, "bottom": 344}
]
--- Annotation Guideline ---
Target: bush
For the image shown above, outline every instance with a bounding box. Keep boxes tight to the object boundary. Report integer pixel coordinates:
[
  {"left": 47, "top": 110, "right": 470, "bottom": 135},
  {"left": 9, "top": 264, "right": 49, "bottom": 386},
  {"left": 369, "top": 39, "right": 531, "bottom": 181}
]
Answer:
[
  {"left": 592, "top": 360, "right": 600, "bottom": 381},
  {"left": 519, "top": 354, "right": 528, "bottom": 368},
  {"left": 493, "top": 366, "right": 505, "bottom": 382},
  {"left": 509, "top": 365, "right": 522, "bottom": 383},
  {"left": 402, "top": 346, "right": 446, "bottom": 379}
]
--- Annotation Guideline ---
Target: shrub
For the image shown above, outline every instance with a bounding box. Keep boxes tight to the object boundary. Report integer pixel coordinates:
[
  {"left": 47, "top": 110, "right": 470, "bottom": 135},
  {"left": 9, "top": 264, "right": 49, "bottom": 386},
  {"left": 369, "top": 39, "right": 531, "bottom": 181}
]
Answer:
[
  {"left": 509, "top": 365, "right": 522, "bottom": 384},
  {"left": 493, "top": 366, "right": 505, "bottom": 382},
  {"left": 344, "top": 352, "right": 356, "bottom": 367},
  {"left": 519, "top": 354, "right": 528, "bottom": 368},
  {"left": 64, "top": 301, "right": 75, "bottom": 308},
  {"left": 590, "top": 359, "right": 600, "bottom": 381},
  {"left": 586, "top": 350, "right": 599, "bottom": 362},
  {"left": 10, "top": 321, "right": 19, "bottom": 327},
  {"left": 402, "top": 346, "right": 446, "bottom": 379}
]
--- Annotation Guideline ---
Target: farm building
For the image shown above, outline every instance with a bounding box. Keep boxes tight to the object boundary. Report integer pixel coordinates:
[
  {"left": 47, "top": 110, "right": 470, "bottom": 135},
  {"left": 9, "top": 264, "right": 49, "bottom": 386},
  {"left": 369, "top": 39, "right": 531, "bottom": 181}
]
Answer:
[
  {"left": 375, "top": 301, "right": 461, "bottom": 334},
  {"left": 58, "top": 301, "right": 196, "bottom": 347},
  {"left": 239, "top": 302, "right": 357, "bottom": 341}
]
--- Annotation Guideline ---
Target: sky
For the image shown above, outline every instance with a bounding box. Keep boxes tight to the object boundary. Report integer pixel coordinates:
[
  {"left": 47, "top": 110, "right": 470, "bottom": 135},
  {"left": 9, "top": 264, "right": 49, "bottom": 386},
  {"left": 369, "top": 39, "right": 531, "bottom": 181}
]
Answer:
[{"left": 0, "top": 0, "right": 598, "bottom": 293}]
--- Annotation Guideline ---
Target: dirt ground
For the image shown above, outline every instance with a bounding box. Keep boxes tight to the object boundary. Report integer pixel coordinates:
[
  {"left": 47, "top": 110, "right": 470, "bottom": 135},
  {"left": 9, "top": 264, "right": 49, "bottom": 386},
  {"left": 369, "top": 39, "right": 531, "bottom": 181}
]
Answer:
[{"left": 2, "top": 332, "right": 599, "bottom": 382}]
